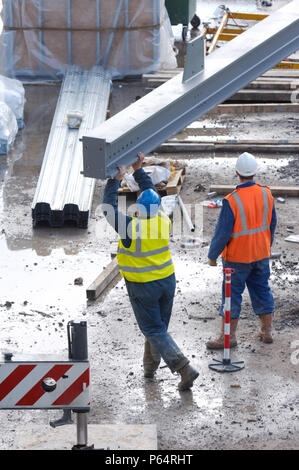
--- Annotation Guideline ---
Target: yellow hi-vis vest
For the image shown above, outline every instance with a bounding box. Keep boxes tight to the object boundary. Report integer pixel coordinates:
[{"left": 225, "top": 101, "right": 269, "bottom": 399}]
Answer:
[{"left": 117, "top": 210, "right": 175, "bottom": 283}]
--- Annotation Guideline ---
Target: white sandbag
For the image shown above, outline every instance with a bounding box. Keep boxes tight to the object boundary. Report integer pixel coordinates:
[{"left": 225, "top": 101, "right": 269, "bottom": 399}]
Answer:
[
  {"left": 0, "top": 75, "right": 25, "bottom": 128},
  {"left": 122, "top": 165, "right": 172, "bottom": 192},
  {"left": 159, "top": 6, "right": 178, "bottom": 70},
  {"left": 0, "top": 101, "right": 18, "bottom": 154}
]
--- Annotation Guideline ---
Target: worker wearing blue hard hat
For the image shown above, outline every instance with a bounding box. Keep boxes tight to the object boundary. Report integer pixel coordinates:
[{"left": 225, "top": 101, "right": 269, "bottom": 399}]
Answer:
[
  {"left": 136, "top": 187, "right": 161, "bottom": 216},
  {"left": 102, "top": 152, "right": 198, "bottom": 391}
]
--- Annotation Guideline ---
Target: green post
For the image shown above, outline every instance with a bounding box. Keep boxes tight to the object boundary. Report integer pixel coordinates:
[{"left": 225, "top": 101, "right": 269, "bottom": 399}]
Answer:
[{"left": 165, "top": 0, "right": 197, "bottom": 26}]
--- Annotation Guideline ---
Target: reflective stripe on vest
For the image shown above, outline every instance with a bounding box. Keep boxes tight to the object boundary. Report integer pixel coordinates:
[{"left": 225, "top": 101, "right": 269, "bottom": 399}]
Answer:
[
  {"left": 230, "top": 187, "right": 270, "bottom": 238},
  {"left": 118, "top": 259, "right": 173, "bottom": 273},
  {"left": 118, "top": 245, "right": 170, "bottom": 258}
]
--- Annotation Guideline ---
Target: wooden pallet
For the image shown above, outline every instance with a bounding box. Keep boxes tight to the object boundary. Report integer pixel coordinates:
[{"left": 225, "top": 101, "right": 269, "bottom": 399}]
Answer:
[
  {"left": 143, "top": 68, "right": 299, "bottom": 104},
  {"left": 118, "top": 167, "right": 186, "bottom": 196}
]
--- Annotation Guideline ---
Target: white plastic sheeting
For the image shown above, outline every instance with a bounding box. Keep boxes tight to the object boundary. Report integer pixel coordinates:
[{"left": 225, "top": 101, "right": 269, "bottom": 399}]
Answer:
[
  {"left": 0, "top": 0, "right": 177, "bottom": 80},
  {"left": 0, "top": 1, "right": 3, "bottom": 34},
  {"left": 0, "top": 74, "right": 25, "bottom": 128},
  {"left": 121, "top": 165, "right": 172, "bottom": 192},
  {"left": 0, "top": 101, "right": 18, "bottom": 154},
  {"left": 0, "top": 1, "right": 23, "bottom": 154}
]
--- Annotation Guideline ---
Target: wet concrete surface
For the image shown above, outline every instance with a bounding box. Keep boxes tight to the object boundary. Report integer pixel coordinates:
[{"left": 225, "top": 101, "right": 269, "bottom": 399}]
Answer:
[{"left": 0, "top": 76, "right": 299, "bottom": 450}]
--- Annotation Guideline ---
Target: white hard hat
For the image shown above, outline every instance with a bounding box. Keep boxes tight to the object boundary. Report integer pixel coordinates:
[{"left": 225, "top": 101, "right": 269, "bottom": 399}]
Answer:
[{"left": 236, "top": 152, "right": 258, "bottom": 177}]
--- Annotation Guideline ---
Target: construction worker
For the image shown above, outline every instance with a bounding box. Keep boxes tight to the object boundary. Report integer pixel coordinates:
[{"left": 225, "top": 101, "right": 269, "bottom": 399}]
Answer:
[
  {"left": 102, "top": 152, "right": 199, "bottom": 391},
  {"left": 206, "top": 152, "right": 277, "bottom": 349}
]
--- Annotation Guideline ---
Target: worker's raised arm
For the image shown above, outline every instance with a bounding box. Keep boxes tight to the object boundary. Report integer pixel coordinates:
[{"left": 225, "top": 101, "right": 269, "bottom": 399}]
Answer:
[
  {"left": 270, "top": 203, "right": 277, "bottom": 246},
  {"left": 102, "top": 165, "right": 133, "bottom": 246},
  {"left": 132, "top": 152, "right": 158, "bottom": 194}
]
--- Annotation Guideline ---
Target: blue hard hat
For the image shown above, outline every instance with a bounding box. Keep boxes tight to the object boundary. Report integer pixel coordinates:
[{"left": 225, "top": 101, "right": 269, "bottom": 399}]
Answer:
[{"left": 137, "top": 189, "right": 161, "bottom": 215}]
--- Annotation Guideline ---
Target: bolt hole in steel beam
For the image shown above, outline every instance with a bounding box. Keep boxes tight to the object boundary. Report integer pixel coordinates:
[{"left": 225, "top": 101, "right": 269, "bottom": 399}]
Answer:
[{"left": 82, "top": 1, "right": 299, "bottom": 180}]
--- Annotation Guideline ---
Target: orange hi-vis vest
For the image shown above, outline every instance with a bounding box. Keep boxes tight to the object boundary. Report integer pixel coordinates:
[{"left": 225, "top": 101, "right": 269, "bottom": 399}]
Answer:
[{"left": 221, "top": 184, "right": 274, "bottom": 263}]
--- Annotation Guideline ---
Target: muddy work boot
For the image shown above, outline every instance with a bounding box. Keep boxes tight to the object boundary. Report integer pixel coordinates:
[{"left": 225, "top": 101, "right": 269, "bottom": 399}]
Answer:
[
  {"left": 143, "top": 340, "right": 161, "bottom": 378},
  {"left": 258, "top": 313, "right": 273, "bottom": 343},
  {"left": 177, "top": 364, "right": 199, "bottom": 391},
  {"left": 206, "top": 318, "right": 238, "bottom": 350}
]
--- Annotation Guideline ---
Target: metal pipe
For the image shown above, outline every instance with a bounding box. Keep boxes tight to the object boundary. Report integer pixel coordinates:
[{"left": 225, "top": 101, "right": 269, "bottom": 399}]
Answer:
[
  {"left": 67, "top": 320, "right": 88, "bottom": 361},
  {"left": 177, "top": 196, "right": 195, "bottom": 232},
  {"left": 76, "top": 412, "right": 88, "bottom": 448},
  {"left": 68, "top": 320, "right": 89, "bottom": 449}
]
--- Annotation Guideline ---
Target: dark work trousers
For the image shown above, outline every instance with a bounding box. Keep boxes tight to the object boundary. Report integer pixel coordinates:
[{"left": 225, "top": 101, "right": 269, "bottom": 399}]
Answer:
[
  {"left": 125, "top": 273, "right": 188, "bottom": 373},
  {"left": 219, "top": 258, "right": 275, "bottom": 319}
]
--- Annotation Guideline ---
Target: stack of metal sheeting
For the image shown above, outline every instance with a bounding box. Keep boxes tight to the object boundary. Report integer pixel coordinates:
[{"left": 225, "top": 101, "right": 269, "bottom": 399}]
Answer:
[{"left": 32, "top": 66, "right": 111, "bottom": 228}]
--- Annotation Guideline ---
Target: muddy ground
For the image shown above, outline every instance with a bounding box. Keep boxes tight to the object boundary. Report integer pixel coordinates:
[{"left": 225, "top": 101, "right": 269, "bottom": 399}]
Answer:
[{"left": 0, "top": 74, "right": 298, "bottom": 451}]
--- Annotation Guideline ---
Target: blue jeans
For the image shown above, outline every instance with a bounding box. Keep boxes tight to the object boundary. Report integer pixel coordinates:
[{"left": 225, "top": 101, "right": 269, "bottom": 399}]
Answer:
[
  {"left": 125, "top": 274, "right": 188, "bottom": 372},
  {"left": 219, "top": 258, "right": 274, "bottom": 319}
]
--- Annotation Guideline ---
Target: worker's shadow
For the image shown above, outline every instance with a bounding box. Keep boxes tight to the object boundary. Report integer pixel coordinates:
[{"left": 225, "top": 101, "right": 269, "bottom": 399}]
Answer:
[
  {"left": 142, "top": 374, "right": 196, "bottom": 410},
  {"left": 143, "top": 377, "right": 164, "bottom": 407},
  {"left": 178, "top": 389, "right": 195, "bottom": 405}
]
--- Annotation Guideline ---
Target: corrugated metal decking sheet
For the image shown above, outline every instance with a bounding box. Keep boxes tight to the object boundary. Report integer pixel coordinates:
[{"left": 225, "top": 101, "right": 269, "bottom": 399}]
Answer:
[{"left": 32, "top": 66, "right": 111, "bottom": 228}]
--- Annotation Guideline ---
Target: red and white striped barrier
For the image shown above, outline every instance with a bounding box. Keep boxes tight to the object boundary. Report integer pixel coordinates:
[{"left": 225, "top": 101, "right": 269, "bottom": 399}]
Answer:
[
  {"left": 209, "top": 268, "right": 245, "bottom": 373},
  {"left": 223, "top": 267, "right": 233, "bottom": 363},
  {"left": 0, "top": 320, "right": 94, "bottom": 449},
  {"left": 0, "top": 360, "right": 90, "bottom": 410}
]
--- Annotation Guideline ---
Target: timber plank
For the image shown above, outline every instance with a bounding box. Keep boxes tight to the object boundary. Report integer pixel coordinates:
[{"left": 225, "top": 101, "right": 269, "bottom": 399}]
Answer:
[
  {"left": 209, "top": 185, "right": 299, "bottom": 197},
  {"left": 157, "top": 142, "right": 299, "bottom": 154},
  {"left": 86, "top": 257, "right": 121, "bottom": 301}
]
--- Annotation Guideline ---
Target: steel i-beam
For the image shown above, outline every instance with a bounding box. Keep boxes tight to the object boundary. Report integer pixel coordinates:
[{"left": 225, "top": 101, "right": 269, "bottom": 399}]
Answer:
[{"left": 82, "top": 1, "right": 299, "bottom": 180}]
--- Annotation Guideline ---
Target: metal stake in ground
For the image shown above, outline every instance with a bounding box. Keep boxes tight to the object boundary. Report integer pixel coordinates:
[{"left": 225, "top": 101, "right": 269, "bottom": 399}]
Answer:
[{"left": 209, "top": 268, "right": 245, "bottom": 373}]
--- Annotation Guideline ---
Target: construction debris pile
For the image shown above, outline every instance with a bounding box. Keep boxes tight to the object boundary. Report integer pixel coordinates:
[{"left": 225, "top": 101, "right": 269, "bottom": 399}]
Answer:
[{"left": 119, "top": 156, "right": 185, "bottom": 193}]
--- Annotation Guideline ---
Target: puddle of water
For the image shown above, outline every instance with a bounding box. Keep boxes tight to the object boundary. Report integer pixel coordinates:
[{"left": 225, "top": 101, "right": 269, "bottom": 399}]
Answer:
[{"left": 0, "top": 234, "right": 107, "bottom": 312}]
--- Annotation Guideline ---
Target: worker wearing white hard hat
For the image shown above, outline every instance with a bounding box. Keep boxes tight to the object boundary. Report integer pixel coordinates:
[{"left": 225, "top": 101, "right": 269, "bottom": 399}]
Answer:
[
  {"left": 206, "top": 152, "right": 277, "bottom": 349},
  {"left": 235, "top": 152, "right": 259, "bottom": 177}
]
